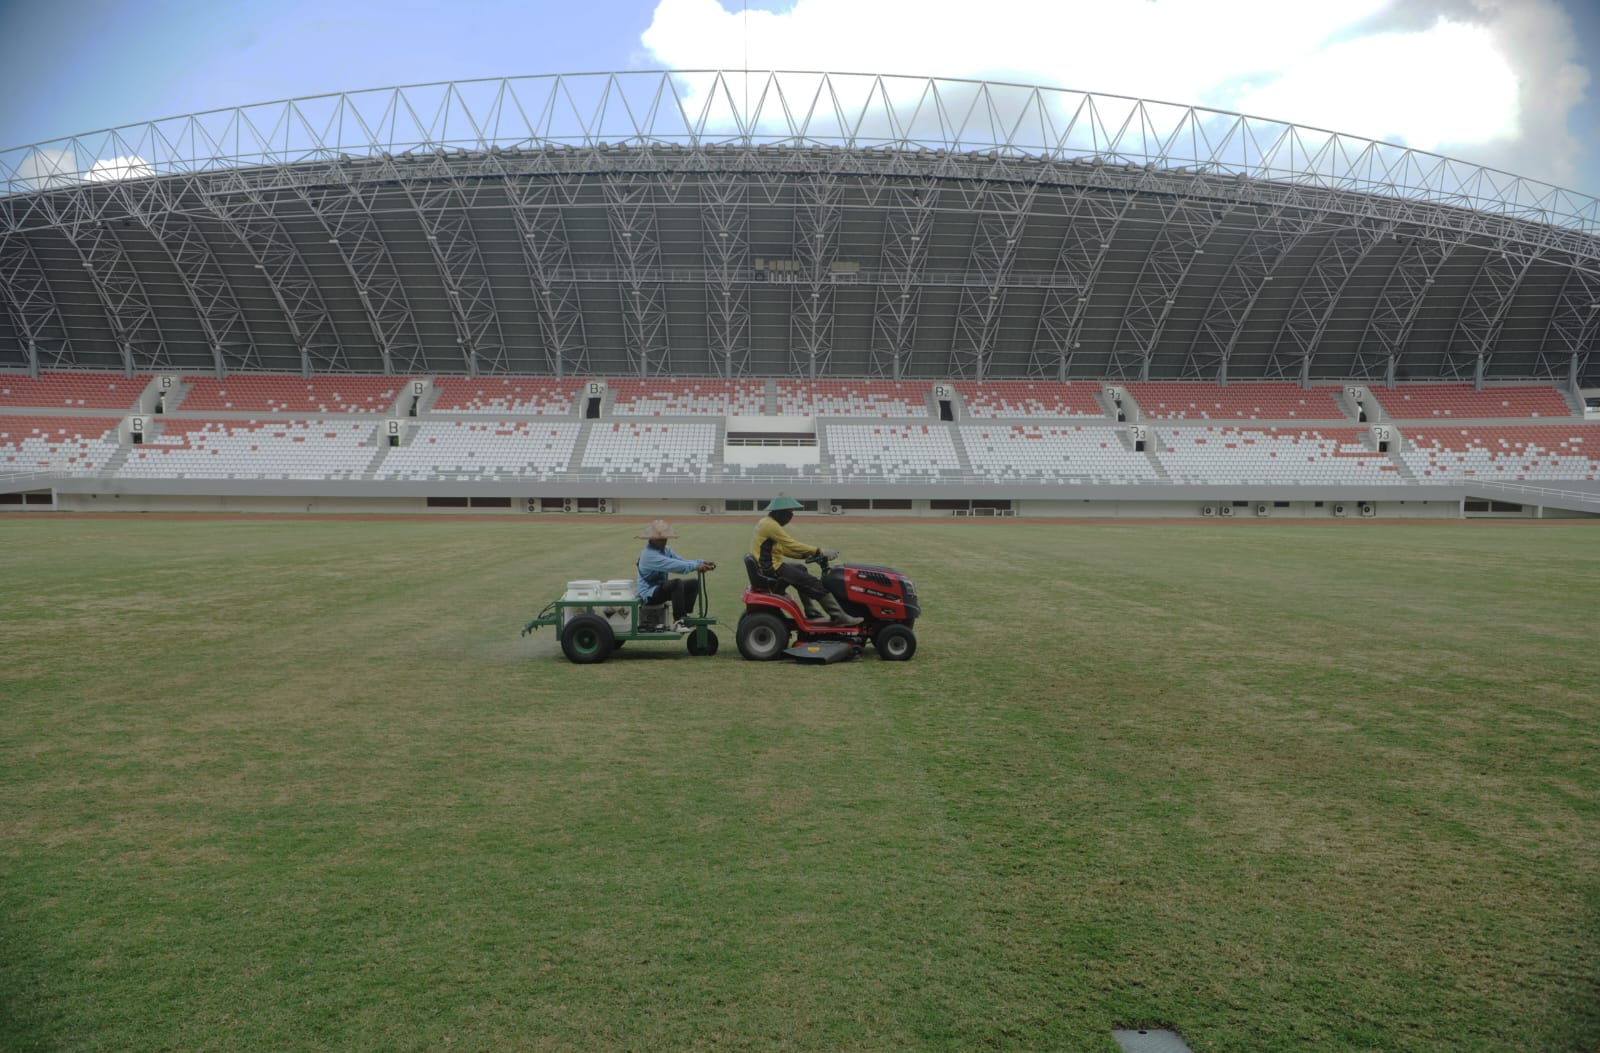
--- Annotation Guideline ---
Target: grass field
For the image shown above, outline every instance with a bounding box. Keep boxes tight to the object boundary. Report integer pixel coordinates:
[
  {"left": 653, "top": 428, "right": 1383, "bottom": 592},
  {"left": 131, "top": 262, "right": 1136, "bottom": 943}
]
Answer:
[{"left": 2, "top": 515, "right": 1597, "bottom": 1052}]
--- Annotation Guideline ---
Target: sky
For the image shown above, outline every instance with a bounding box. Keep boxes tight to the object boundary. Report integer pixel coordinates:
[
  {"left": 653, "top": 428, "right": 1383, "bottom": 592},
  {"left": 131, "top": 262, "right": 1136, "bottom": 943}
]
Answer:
[{"left": 2, "top": 0, "right": 1597, "bottom": 196}]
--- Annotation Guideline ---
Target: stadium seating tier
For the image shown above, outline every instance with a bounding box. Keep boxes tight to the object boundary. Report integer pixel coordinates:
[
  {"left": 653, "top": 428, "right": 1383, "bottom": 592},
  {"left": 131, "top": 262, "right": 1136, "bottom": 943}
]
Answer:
[
  {"left": 123, "top": 420, "right": 377, "bottom": 478},
  {"left": 824, "top": 424, "right": 958, "bottom": 479},
  {"left": 952, "top": 382, "right": 1106, "bottom": 419},
  {"left": 582, "top": 422, "right": 719, "bottom": 477},
  {"left": 607, "top": 379, "right": 765, "bottom": 415},
  {"left": 0, "top": 373, "right": 149, "bottom": 410},
  {"left": 959, "top": 424, "right": 1159, "bottom": 482},
  {"left": 0, "top": 417, "right": 122, "bottom": 471},
  {"left": 1400, "top": 426, "right": 1599, "bottom": 482},
  {"left": 777, "top": 381, "right": 930, "bottom": 417},
  {"left": 1369, "top": 384, "right": 1572, "bottom": 420},
  {"left": 1126, "top": 382, "right": 1347, "bottom": 420},
  {"left": 179, "top": 375, "right": 401, "bottom": 414},
  {"left": 377, "top": 420, "right": 581, "bottom": 480},
  {"left": 430, "top": 377, "right": 584, "bottom": 415},
  {"left": 1155, "top": 427, "right": 1404, "bottom": 485}
]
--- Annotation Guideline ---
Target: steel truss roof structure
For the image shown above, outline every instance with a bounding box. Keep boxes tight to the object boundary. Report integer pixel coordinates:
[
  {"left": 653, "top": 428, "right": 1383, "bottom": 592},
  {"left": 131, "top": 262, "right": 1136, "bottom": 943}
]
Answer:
[{"left": 2, "top": 71, "right": 1597, "bottom": 385}]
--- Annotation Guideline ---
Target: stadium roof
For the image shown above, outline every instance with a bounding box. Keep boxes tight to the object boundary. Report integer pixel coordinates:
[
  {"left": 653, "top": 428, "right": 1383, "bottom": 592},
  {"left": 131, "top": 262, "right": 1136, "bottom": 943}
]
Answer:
[{"left": 2, "top": 71, "right": 1597, "bottom": 384}]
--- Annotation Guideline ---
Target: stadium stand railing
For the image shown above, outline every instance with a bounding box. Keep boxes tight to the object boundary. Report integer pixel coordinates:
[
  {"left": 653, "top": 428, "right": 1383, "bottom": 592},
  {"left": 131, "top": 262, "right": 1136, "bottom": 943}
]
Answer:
[
  {"left": 177, "top": 374, "right": 401, "bottom": 414},
  {"left": 1125, "top": 382, "right": 1348, "bottom": 420},
  {"left": 0, "top": 372, "right": 148, "bottom": 410},
  {"left": 1154, "top": 427, "right": 1405, "bottom": 485}
]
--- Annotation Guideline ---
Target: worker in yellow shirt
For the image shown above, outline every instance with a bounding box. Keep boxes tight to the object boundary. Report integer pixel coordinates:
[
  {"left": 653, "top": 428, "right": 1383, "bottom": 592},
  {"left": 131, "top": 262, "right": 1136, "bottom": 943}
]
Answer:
[{"left": 749, "top": 496, "right": 862, "bottom": 626}]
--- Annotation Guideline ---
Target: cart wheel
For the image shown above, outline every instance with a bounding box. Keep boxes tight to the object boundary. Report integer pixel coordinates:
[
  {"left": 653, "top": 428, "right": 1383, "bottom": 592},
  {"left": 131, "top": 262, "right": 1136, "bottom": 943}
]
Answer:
[
  {"left": 561, "top": 614, "right": 615, "bottom": 664},
  {"left": 736, "top": 612, "right": 789, "bottom": 661},
  {"left": 873, "top": 623, "right": 916, "bottom": 661},
  {"left": 687, "top": 629, "right": 720, "bottom": 657}
]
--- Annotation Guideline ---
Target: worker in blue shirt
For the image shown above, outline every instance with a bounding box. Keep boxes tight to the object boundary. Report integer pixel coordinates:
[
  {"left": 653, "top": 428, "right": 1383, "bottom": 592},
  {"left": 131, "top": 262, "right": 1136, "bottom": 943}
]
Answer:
[{"left": 635, "top": 520, "right": 716, "bottom": 632}]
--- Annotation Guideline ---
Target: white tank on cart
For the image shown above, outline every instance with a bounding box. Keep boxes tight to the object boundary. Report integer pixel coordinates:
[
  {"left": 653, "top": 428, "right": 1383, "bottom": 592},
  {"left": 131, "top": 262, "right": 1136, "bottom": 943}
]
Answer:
[
  {"left": 600, "top": 579, "right": 637, "bottom": 631},
  {"left": 562, "top": 580, "right": 601, "bottom": 625}
]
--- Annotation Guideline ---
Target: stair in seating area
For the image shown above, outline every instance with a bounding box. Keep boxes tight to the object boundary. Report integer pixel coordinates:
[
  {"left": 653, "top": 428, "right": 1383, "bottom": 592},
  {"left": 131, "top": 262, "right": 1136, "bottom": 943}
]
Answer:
[
  {"left": 1141, "top": 437, "right": 1170, "bottom": 481},
  {"left": 567, "top": 420, "right": 596, "bottom": 474},
  {"left": 102, "top": 443, "right": 134, "bottom": 474},
  {"left": 361, "top": 430, "right": 391, "bottom": 476},
  {"left": 948, "top": 423, "right": 974, "bottom": 475}
]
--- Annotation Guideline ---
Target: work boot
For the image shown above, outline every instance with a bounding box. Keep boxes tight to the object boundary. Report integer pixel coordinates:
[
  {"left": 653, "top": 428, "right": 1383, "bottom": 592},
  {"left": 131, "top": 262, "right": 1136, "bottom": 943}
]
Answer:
[
  {"left": 801, "top": 600, "right": 826, "bottom": 622},
  {"left": 820, "top": 594, "right": 863, "bottom": 627}
]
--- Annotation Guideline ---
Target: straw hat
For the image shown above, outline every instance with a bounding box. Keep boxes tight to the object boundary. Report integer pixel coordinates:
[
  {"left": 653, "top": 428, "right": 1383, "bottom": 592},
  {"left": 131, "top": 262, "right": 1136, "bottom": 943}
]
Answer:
[{"left": 635, "top": 519, "right": 679, "bottom": 540}]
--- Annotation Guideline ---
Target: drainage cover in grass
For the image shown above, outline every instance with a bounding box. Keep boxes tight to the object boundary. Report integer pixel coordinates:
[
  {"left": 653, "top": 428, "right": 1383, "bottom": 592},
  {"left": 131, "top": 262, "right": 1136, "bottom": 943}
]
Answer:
[{"left": 1112, "top": 1029, "right": 1193, "bottom": 1053}]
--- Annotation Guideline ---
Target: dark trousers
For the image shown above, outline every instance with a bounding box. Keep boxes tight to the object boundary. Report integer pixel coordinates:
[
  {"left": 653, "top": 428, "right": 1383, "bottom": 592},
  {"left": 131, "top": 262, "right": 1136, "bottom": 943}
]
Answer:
[
  {"left": 775, "top": 562, "right": 829, "bottom": 601},
  {"left": 647, "top": 578, "right": 700, "bottom": 621}
]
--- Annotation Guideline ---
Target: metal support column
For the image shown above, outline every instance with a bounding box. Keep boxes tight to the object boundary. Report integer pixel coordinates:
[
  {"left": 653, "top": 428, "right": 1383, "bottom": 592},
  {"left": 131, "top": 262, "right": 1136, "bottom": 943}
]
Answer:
[
  {"left": 58, "top": 194, "right": 169, "bottom": 375},
  {"left": 701, "top": 173, "right": 750, "bottom": 378},
  {"left": 789, "top": 172, "right": 843, "bottom": 379},
  {"left": 399, "top": 159, "right": 508, "bottom": 376},
  {"left": 508, "top": 174, "right": 589, "bottom": 378},
  {"left": 1112, "top": 196, "right": 1232, "bottom": 382},
  {"left": 948, "top": 180, "right": 1034, "bottom": 380},
  {"left": 604, "top": 171, "right": 674, "bottom": 378},
  {"left": 868, "top": 176, "right": 936, "bottom": 380},
  {"left": 1027, "top": 179, "right": 1135, "bottom": 380},
  {"left": 296, "top": 172, "right": 423, "bottom": 376}
]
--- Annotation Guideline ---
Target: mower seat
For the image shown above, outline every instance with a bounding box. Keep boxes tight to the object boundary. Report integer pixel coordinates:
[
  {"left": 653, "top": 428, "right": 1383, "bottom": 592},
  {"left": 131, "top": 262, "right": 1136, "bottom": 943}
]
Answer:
[{"left": 743, "top": 554, "right": 788, "bottom": 594}]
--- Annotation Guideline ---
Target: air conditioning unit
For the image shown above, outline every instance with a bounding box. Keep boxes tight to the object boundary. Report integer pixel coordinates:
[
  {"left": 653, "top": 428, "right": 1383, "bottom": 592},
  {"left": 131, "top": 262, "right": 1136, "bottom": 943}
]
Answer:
[
  {"left": 829, "top": 505, "right": 843, "bottom": 515},
  {"left": 1219, "top": 505, "right": 1234, "bottom": 517},
  {"left": 1256, "top": 504, "right": 1270, "bottom": 517},
  {"left": 597, "top": 498, "right": 610, "bottom": 514},
  {"left": 526, "top": 498, "right": 539, "bottom": 513},
  {"left": 562, "top": 498, "right": 575, "bottom": 513},
  {"left": 1332, "top": 503, "right": 1347, "bottom": 517},
  {"left": 697, "top": 503, "right": 713, "bottom": 514},
  {"left": 1201, "top": 504, "right": 1216, "bottom": 517},
  {"left": 1359, "top": 502, "right": 1375, "bottom": 518}
]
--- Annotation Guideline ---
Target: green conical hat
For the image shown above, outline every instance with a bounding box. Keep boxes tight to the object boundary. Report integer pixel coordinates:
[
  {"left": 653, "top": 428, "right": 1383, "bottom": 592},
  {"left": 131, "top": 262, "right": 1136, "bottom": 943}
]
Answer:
[{"left": 767, "top": 496, "right": 803, "bottom": 511}]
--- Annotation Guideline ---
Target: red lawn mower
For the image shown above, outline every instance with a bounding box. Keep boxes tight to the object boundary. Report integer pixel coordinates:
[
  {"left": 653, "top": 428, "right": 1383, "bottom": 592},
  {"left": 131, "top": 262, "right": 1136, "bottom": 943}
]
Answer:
[{"left": 736, "top": 551, "right": 920, "bottom": 662}]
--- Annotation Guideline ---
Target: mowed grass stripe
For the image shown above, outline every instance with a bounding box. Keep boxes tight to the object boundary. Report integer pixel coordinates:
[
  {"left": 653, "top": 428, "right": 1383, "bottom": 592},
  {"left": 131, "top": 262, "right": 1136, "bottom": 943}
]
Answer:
[{"left": 1, "top": 518, "right": 1596, "bottom": 1052}]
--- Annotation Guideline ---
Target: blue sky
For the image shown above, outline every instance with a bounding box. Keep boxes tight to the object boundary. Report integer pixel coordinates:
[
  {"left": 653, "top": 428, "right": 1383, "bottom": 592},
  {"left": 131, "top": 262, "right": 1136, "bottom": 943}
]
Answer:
[{"left": 3, "top": 0, "right": 1597, "bottom": 195}]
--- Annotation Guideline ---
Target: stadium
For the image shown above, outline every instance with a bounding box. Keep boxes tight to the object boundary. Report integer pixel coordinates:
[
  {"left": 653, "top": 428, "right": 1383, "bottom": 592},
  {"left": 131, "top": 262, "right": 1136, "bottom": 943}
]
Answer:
[
  {"left": 2, "top": 70, "right": 1598, "bottom": 518},
  {"left": 4, "top": 70, "right": 1599, "bottom": 1053}
]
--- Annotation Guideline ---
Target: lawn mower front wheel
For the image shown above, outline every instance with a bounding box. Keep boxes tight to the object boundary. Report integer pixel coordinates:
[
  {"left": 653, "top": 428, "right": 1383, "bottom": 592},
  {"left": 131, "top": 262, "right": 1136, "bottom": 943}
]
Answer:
[{"left": 873, "top": 623, "right": 916, "bottom": 661}]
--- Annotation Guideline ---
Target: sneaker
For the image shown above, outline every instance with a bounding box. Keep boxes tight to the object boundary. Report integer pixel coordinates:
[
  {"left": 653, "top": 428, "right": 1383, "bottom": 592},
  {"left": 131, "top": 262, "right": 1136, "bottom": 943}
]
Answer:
[{"left": 671, "top": 620, "right": 692, "bottom": 634}]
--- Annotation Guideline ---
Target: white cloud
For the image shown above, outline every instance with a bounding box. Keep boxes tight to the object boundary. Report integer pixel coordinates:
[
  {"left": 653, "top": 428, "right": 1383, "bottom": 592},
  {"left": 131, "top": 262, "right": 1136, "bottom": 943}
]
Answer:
[
  {"left": 640, "top": 0, "right": 1589, "bottom": 189},
  {"left": 1233, "top": 20, "right": 1519, "bottom": 151},
  {"left": 84, "top": 154, "right": 154, "bottom": 182},
  {"left": 14, "top": 147, "right": 79, "bottom": 189}
]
